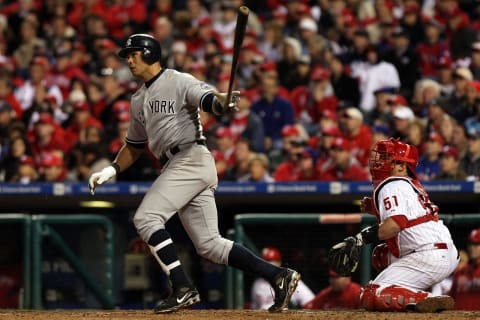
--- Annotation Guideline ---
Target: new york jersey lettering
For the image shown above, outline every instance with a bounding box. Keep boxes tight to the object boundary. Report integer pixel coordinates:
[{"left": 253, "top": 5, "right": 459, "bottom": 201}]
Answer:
[{"left": 149, "top": 100, "right": 175, "bottom": 114}]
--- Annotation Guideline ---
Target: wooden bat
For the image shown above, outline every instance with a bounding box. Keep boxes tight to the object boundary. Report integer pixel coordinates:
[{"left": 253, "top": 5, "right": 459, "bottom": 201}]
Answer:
[{"left": 225, "top": 5, "right": 249, "bottom": 109}]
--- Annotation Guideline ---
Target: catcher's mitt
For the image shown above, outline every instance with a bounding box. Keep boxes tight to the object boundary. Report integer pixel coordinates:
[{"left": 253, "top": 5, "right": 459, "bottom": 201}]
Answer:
[{"left": 328, "top": 236, "right": 363, "bottom": 276}]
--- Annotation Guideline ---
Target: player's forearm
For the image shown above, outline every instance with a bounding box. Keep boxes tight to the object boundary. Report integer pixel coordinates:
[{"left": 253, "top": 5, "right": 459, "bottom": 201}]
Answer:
[
  {"left": 358, "top": 217, "right": 401, "bottom": 244},
  {"left": 113, "top": 143, "right": 143, "bottom": 173},
  {"left": 378, "top": 218, "right": 401, "bottom": 240}
]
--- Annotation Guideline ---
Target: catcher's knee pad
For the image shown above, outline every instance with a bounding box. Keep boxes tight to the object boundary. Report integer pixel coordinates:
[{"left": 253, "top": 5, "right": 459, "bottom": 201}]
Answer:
[
  {"left": 195, "top": 236, "right": 233, "bottom": 264},
  {"left": 363, "top": 285, "right": 429, "bottom": 312}
]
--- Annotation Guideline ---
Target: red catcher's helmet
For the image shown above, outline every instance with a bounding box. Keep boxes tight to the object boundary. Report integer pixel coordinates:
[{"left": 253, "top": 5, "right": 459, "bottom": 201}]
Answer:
[
  {"left": 261, "top": 247, "right": 282, "bottom": 262},
  {"left": 369, "top": 138, "right": 418, "bottom": 186},
  {"left": 468, "top": 228, "right": 480, "bottom": 244}
]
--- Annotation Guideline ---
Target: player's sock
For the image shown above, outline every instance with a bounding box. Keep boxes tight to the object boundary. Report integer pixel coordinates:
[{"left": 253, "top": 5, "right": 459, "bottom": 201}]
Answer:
[
  {"left": 228, "top": 243, "right": 282, "bottom": 281},
  {"left": 148, "top": 229, "right": 192, "bottom": 289}
]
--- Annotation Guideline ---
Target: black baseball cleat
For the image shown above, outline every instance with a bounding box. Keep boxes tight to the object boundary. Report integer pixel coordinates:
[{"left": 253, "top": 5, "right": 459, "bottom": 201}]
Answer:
[
  {"left": 413, "top": 295, "right": 455, "bottom": 313},
  {"left": 153, "top": 286, "right": 200, "bottom": 313},
  {"left": 268, "top": 268, "right": 301, "bottom": 312}
]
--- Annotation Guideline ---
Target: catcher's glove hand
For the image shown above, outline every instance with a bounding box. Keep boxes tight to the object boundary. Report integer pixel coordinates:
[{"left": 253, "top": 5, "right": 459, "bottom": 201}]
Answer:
[{"left": 328, "top": 235, "right": 363, "bottom": 276}]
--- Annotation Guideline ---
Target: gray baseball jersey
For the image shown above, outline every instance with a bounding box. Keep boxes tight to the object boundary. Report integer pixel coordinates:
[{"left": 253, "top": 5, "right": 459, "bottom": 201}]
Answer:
[
  {"left": 126, "top": 68, "right": 212, "bottom": 157},
  {"left": 128, "top": 68, "right": 234, "bottom": 265}
]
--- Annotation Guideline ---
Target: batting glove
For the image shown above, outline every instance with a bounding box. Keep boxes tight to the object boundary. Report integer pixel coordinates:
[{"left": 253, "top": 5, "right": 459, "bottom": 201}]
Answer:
[
  {"left": 213, "top": 91, "right": 241, "bottom": 113},
  {"left": 88, "top": 165, "right": 117, "bottom": 195}
]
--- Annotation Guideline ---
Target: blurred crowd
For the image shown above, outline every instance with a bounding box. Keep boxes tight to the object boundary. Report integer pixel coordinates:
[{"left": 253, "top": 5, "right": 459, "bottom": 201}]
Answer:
[{"left": 1, "top": 0, "right": 480, "bottom": 184}]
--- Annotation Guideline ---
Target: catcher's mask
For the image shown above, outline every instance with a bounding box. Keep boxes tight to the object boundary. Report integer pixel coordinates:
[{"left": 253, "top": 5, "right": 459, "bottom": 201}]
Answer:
[
  {"left": 118, "top": 33, "right": 161, "bottom": 65},
  {"left": 369, "top": 138, "right": 418, "bottom": 186}
]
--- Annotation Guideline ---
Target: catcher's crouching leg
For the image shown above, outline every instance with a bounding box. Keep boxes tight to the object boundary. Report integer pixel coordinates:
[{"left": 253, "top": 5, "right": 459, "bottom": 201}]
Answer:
[{"left": 361, "top": 283, "right": 429, "bottom": 312}]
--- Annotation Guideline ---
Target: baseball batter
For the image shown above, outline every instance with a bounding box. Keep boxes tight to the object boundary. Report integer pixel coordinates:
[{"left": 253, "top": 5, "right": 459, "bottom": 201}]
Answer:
[
  {"left": 354, "top": 138, "right": 458, "bottom": 312},
  {"left": 88, "top": 34, "right": 300, "bottom": 313}
]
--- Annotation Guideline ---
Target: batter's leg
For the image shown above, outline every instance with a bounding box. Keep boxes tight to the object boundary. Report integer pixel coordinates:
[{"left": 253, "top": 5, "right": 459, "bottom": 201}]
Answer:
[{"left": 179, "top": 189, "right": 301, "bottom": 312}]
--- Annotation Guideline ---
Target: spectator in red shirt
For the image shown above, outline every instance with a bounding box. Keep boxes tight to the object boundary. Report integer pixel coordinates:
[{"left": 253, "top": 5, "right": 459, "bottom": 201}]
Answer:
[
  {"left": 65, "top": 100, "right": 103, "bottom": 144},
  {"left": 338, "top": 107, "right": 372, "bottom": 167},
  {"left": 416, "top": 20, "right": 449, "bottom": 78},
  {"left": 435, "top": 55, "right": 454, "bottom": 96},
  {"left": 273, "top": 137, "right": 308, "bottom": 182},
  {"left": 94, "top": 68, "right": 129, "bottom": 140},
  {"left": 315, "top": 126, "right": 342, "bottom": 169},
  {"left": 9, "top": 154, "right": 38, "bottom": 184},
  {"left": 109, "top": 111, "right": 129, "bottom": 156},
  {"left": 28, "top": 112, "right": 71, "bottom": 157},
  {"left": 214, "top": 126, "right": 236, "bottom": 169},
  {"left": 0, "top": 71, "right": 23, "bottom": 120},
  {"left": 268, "top": 124, "right": 303, "bottom": 174},
  {"left": 103, "top": 0, "right": 147, "bottom": 41},
  {"left": 449, "top": 228, "right": 480, "bottom": 310},
  {"left": 14, "top": 56, "right": 63, "bottom": 121},
  {"left": 290, "top": 65, "right": 337, "bottom": 134},
  {"left": 212, "top": 150, "right": 228, "bottom": 180},
  {"left": 39, "top": 152, "right": 67, "bottom": 182},
  {"left": 51, "top": 49, "right": 89, "bottom": 100},
  {"left": 303, "top": 270, "right": 361, "bottom": 310},
  {"left": 317, "top": 137, "right": 369, "bottom": 181},
  {"left": 187, "top": 16, "right": 224, "bottom": 61},
  {"left": 296, "top": 148, "right": 321, "bottom": 181}
]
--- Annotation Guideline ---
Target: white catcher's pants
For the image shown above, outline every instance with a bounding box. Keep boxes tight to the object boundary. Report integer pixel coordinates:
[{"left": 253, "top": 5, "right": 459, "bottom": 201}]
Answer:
[{"left": 372, "top": 244, "right": 458, "bottom": 293}]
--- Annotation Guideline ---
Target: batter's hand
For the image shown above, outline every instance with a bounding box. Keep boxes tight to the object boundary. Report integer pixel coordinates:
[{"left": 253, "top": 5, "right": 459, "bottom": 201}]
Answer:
[
  {"left": 214, "top": 91, "right": 241, "bottom": 113},
  {"left": 88, "top": 166, "right": 117, "bottom": 195}
]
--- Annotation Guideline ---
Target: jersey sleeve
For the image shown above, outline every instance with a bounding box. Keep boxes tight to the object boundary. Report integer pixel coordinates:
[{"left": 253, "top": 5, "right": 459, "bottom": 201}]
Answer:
[
  {"left": 125, "top": 106, "right": 148, "bottom": 148},
  {"left": 376, "top": 179, "right": 418, "bottom": 222},
  {"left": 181, "top": 73, "right": 216, "bottom": 108}
]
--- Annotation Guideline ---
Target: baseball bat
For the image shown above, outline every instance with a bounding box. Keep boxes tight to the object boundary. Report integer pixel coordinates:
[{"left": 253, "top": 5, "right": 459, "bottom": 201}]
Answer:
[{"left": 225, "top": 5, "right": 250, "bottom": 108}]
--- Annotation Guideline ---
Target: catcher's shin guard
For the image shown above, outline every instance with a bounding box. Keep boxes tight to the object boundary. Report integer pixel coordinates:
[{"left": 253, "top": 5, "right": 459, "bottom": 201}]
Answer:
[
  {"left": 361, "top": 284, "right": 429, "bottom": 312},
  {"left": 360, "top": 283, "right": 380, "bottom": 310}
]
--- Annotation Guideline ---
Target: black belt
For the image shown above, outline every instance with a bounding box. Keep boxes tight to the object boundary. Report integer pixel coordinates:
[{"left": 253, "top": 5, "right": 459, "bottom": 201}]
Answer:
[{"left": 159, "top": 140, "right": 205, "bottom": 165}]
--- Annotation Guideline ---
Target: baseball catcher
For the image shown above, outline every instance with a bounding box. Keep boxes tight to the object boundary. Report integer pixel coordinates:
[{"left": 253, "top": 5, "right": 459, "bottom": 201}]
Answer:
[{"left": 329, "top": 138, "right": 458, "bottom": 313}]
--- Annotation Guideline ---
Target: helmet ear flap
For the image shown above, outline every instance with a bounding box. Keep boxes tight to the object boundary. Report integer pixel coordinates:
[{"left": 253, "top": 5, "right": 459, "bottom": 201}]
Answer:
[{"left": 142, "top": 48, "right": 154, "bottom": 64}]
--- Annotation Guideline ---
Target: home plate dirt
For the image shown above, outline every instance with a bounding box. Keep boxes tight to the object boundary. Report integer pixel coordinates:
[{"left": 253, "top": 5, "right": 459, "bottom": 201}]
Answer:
[{"left": 0, "top": 310, "right": 479, "bottom": 320}]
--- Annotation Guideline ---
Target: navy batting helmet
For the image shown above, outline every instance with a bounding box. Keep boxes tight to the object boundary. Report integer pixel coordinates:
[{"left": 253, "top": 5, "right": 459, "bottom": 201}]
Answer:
[{"left": 118, "top": 34, "right": 161, "bottom": 65}]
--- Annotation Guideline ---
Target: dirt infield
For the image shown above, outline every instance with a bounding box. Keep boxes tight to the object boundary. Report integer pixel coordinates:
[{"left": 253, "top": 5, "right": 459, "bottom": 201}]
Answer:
[{"left": 1, "top": 310, "right": 479, "bottom": 320}]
